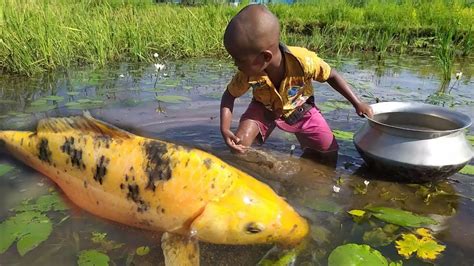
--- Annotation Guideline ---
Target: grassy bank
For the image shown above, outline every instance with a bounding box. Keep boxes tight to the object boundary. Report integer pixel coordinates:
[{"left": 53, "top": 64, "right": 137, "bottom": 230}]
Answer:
[{"left": 1, "top": 0, "right": 473, "bottom": 75}]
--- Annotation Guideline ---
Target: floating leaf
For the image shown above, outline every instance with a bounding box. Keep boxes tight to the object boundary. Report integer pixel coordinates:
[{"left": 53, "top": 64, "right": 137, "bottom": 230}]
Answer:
[
  {"left": 348, "top": 209, "right": 366, "bottom": 217},
  {"left": 328, "top": 244, "right": 388, "bottom": 266},
  {"left": 0, "top": 164, "right": 15, "bottom": 177},
  {"left": 0, "top": 211, "right": 52, "bottom": 256},
  {"left": 366, "top": 206, "right": 437, "bottom": 227},
  {"left": 135, "top": 246, "right": 150, "bottom": 256},
  {"left": 310, "top": 225, "right": 330, "bottom": 244},
  {"left": 467, "top": 135, "right": 474, "bottom": 146},
  {"left": 155, "top": 95, "right": 191, "bottom": 104},
  {"left": 318, "top": 100, "right": 352, "bottom": 113},
  {"left": 78, "top": 250, "right": 110, "bottom": 266},
  {"left": 363, "top": 227, "right": 396, "bottom": 247},
  {"left": 91, "top": 232, "right": 124, "bottom": 251},
  {"left": 333, "top": 130, "right": 354, "bottom": 141},
  {"left": 257, "top": 244, "right": 305, "bottom": 266},
  {"left": 459, "top": 165, "right": 474, "bottom": 175},
  {"left": 16, "top": 193, "right": 68, "bottom": 212},
  {"left": 305, "top": 199, "right": 343, "bottom": 214},
  {"left": 43, "top": 95, "right": 64, "bottom": 102},
  {"left": 395, "top": 233, "right": 445, "bottom": 260}
]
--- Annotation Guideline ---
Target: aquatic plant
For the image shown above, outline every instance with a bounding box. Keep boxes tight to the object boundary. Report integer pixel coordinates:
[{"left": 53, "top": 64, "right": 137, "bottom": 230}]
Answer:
[{"left": 1, "top": 0, "right": 474, "bottom": 75}]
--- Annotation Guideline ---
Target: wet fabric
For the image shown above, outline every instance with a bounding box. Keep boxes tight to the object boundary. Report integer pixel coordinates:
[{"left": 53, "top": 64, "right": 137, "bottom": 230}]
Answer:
[{"left": 240, "top": 101, "right": 338, "bottom": 152}]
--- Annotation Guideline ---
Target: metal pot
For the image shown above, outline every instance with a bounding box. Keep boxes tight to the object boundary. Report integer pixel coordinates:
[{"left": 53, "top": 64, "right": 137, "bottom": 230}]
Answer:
[{"left": 353, "top": 102, "right": 473, "bottom": 182}]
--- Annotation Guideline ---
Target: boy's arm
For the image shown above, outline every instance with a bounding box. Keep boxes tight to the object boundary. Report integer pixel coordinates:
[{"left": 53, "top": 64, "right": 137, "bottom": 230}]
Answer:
[
  {"left": 326, "top": 69, "right": 374, "bottom": 118},
  {"left": 220, "top": 89, "right": 247, "bottom": 153}
]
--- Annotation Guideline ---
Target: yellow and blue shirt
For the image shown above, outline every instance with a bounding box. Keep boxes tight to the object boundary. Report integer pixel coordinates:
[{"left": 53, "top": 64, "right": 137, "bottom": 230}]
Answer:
[{"left": 226, "top": 44, "right": 331, "bottom": 117}]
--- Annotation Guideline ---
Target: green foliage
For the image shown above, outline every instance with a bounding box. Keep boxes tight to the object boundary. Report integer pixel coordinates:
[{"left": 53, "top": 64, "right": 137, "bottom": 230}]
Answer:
[
  {"left": 15, "top": 193, "right": 68, "bottom": 212},
  {"left": 0, "top": 164, "right": 15, "bottom": 177},
  {"left": 1, "top": 0, "right": 473, "bottom": 75},
  {"left": 155, "top": 95, "right": 191, "bottom": 103},
  {"left": 135, "top": 246, "right": 150, "bottom": 256},
  {"left": 0, "top": 192, "right": 67, "bottom": 256},
  {"left": 366, "top": 206, "right": 437, "bottom": 227},
  {"left": 459, "top": 164, "right": 474, "bottom": 175},
  {"left": 328, "top": 243, "right": 388, "bottom": 266},
  {"left": 78, "top": 250, "right": 110, "bottom": 266},
  {"left": 0, "top": 211, "right": 52, "bottom": 256},
  {"left": 332, "top": 130, "right": 354, "bottom": 141}
]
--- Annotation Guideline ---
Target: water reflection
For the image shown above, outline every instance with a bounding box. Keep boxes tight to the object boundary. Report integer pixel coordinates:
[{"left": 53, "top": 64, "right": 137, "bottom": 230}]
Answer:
[{"left": 0, "top": 55, "right": 473, "bottom": 265}]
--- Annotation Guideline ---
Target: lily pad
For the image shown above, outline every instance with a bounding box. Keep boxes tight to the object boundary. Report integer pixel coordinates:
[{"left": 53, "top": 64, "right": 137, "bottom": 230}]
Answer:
[
  {"left": 333, "top": 130, "right": 354, "bottom": 141},
  {"left": 366, "top": 206, "right": 437, "bottom": 227},
  {"left": 0, "top": 164, "right": 15, "bottom": 177},
  {"left": 65, "top": 99, "right": 104, "bottom": 110},
  {"left": 395, "top": 232, "right": 445, "bottom": 260},
  {"left": 43, "top": 95, "right": 64, "bottom": 102},
  {"left": 0, "top": 211, "right": 52, "bottom": 256},
  {"left": 78, "top": 250, "right": 110, "bottom": 266},
  {"left": 155, "top": 95, "right": 191, "bottom": 104},
  {"left": 467, "top": 135, "right": 474, "bottom": 146},
  {"left": 328, "top": 244, "right": 388, "bottom": 266},
  {"left": 305, "top": 199, "right": 343, "bottom": 214},
  {"left": 318, "top": 100, "right": 352, "bottom": 113},
  {"left": 135, "top": 246, "right": 150, "bottom": 256},
  {"left": 363, "top": 227, "right": 397, "bottom": 247},
  {"left": 459, "top": 164, "right": 474, "bottom": 175},
  {"left": 15, "top": 193, "right": 68, "bottom": 212}
]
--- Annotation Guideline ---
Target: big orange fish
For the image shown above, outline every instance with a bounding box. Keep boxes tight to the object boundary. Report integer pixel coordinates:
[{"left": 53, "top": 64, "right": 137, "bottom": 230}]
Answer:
[{"left": 0, "top": 114, "right": 308, "bottom": 265}]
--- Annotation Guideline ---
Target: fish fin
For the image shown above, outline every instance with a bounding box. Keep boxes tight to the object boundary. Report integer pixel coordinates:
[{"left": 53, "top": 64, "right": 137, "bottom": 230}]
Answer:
[
  {"left": 37, "top": 114, "right": 132, "bottom": 139},
  {"left": 161, "top": 232, "right": 200, "bottom": 266}
]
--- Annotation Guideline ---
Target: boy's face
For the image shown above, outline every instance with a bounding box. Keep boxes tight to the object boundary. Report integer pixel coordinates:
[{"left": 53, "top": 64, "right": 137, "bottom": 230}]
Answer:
[{"left": 226, "top": 44, "right": 267, "bottom": 77}]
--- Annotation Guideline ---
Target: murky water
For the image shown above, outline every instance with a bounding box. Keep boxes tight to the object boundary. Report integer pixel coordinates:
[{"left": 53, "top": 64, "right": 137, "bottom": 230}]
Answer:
[{"left": 0, "top": 55, "right": 473, "bottom": 265}]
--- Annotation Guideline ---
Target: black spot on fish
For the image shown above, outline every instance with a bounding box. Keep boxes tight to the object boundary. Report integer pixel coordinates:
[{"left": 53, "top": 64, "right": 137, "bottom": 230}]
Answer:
[
  {"left": 20, "top": 138, "right": 24, "bottom": 146},
  {"left": 203, "top": 158, "right": 212, "bottom": 169},
  {"left": 126, "top": 184, "right": 149, "bottom": 212},
  {"left": 60, "top": 137, "right": 84, "bottom": 169},
  {"left": 185, "top": 158, "right": 190, "bottom": 168},
  {"left": 120, "top": 183, "right": 124, "bottom": 189},
  {"left": 84, "top": 181, "right": 88, "bottom": 188},
  {"left": 94, "top": 135, "right": 111, "bottom": 149},
  {"left": 96, "top": 201, "right": 99, "bottom": 205},
  {"left": 28, "top": 133, "right": 36, "bottom": 138},
  {"left": 245, "top": 222, "right": 263, "bottom": 234},
  {"left": 93, "top": 155, "right": 109, "bottom": 185},
  {"left": 144, "top": 141, "right": 172, "bottom": 191},
  {"left": 125, "top": 175, "right": 129, "bottom": 181},
  {"left": 38, "top": 138, "right": 52, "bottom": 164}
]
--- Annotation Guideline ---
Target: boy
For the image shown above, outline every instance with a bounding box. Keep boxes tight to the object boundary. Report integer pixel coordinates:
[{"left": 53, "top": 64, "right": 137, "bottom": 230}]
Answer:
[{"left": 220, "top": 4, "right": 373, "bottom": 162}]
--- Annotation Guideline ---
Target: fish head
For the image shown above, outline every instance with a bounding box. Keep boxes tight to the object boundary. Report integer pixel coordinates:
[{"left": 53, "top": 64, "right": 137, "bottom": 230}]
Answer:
[{"left": 190, "top": 175, "right": 309, "bottom": 246}]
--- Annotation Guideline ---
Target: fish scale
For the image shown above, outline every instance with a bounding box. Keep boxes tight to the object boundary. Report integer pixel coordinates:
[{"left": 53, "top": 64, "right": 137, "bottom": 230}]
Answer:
[{"left": 0, "top": 114, "right": 308, "bottom": 247}]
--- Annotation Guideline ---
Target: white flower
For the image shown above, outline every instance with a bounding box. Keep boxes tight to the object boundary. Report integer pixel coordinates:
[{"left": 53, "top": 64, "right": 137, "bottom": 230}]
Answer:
[
  {"left": 153, "top": 53, "right": 159, "bottom": 58},
  {"left": 119, "top": 74, "right": 125, "bottom": 78},
  {"left": 290, "top": 144, "right": 296, "bottom": 151},
  {"left": 154, "top": 63, "right": 165, "bottom": 71},
  {"left": 364, "top": 180, "right": 370, "bottom": 186},
  {"left": 332, "top": 185, "right": 341, "bottom": 193},
  {"left": 455, "top": 72, "right": 463, "bottom": 80}
]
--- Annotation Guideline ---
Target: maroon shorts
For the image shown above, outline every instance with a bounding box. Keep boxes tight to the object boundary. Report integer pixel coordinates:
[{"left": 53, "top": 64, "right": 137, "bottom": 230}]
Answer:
[{"left": 240, "top": 101, "right": 339, "bottom": 152}]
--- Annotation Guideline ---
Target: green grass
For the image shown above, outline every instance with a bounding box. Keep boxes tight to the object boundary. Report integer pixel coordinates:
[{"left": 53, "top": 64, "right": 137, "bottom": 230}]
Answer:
[{"left": 1, "top": 0, "right": 473, "bottom": 75}]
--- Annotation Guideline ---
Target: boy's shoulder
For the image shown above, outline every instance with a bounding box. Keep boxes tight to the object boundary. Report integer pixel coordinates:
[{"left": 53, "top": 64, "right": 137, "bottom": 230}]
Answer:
[{"left": 284, "top": 45, "right": 330, "bottom": 80}]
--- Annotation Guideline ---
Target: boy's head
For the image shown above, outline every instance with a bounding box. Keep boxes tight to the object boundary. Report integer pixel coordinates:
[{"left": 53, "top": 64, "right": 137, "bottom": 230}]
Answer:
[{"left": 224, "top": 4, "right": 280, "bottom": 76}]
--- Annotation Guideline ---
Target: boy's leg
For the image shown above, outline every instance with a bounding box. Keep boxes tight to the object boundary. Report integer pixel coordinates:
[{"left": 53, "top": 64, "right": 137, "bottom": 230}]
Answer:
[
  {"left": 277, "top": 107, "right": 338, "bottom": 166},
  {"left": 235, "top": 100, "right": 276, "bottom": 148}
]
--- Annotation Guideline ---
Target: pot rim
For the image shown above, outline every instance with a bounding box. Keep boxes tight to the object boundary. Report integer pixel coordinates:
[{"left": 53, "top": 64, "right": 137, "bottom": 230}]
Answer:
[{"left": 365, "top": 101, "right": 472, "bottom": 134}]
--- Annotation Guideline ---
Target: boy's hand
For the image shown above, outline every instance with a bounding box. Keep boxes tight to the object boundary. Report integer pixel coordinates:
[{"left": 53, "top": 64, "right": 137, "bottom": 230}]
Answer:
[
  {"left": 355, "top": 102, "right": 374, "bottom": 118},
  {"left": 221, "top": 129, "right": 248, "bottom": 154}
]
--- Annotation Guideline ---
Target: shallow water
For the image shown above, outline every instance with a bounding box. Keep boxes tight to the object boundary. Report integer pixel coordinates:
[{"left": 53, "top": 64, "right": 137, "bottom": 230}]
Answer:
[{"left": 0, "top": 55, "right": 473, "bottom": 265}]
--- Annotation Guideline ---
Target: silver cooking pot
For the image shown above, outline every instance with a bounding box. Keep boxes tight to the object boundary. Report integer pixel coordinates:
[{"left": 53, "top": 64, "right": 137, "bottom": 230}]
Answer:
[{"left": 353, "top": 102, "right": 473, "bottom": 182}]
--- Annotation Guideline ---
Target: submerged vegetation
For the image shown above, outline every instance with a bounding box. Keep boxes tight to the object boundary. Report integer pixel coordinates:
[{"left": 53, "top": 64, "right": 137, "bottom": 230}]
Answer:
[{"left": 1, "top": 0, "right": 473, "bottom": 75}]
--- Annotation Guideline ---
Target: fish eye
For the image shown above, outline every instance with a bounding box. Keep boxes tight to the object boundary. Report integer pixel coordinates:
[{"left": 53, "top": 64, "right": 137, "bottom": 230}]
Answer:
[{"left": 245, "top": 222, "right": 264, "bottom": 234}]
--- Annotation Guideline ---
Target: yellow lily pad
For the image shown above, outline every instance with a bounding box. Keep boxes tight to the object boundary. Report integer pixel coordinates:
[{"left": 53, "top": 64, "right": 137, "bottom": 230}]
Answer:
[
  {"left": 348, "top": 209, "right": 366, "bottom": 217},
  {"left": 395, "top": 232, "right": 445, "bottom": 260}
]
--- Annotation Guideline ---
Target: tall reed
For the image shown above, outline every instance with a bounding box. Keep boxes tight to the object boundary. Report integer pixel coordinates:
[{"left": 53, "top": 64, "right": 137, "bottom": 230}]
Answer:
[{"left": 1, "top": 0, "right": 473, "bottom": 75}]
